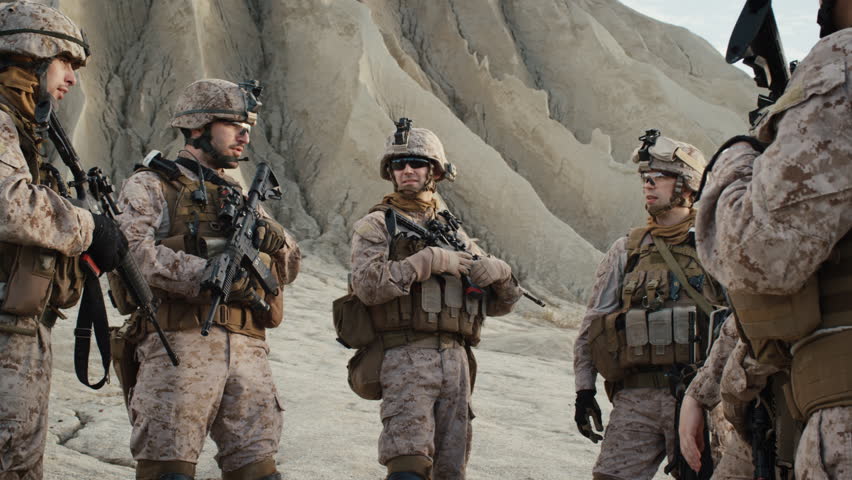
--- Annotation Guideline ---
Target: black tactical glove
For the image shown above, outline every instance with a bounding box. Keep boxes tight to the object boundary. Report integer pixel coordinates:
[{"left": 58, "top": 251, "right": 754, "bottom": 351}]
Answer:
[
  {"left": 85, "top": 213, "right": 128, "bottom": 273},
  {"left": 575, "top": 389, "right": 604, "bottom": 443},
  {"left": 254, "top": 219, "right": 287, "bottom": 254}
]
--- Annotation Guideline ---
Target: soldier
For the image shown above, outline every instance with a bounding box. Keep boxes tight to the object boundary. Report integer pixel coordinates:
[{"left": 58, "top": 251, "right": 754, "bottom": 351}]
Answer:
[
  {"left": 348, "top": 119, "right": 522, "bottom": 480},
  {"left": 573, "top": 132, "right": 727, "bottom": 480},
  {"left": 0, "top": 2, "right": 125, "bottom": 478},
  {"left": 695, "top": 0, "right": 852, "bottom": 477},
  {"left": 113, "top": 79, "right": 300, "bottom": 480}
]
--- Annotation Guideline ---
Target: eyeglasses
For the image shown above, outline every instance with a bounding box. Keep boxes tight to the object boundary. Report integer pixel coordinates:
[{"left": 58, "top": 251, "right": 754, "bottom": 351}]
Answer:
[
  {"left": 641, "top": 171, "right": 677, "bottom": 185},
  {"left": 223, "top": 121, "right": 251, "bottom": 137},
  {"left": 390, "top": 157, "right": 431, "bottom": 170}
]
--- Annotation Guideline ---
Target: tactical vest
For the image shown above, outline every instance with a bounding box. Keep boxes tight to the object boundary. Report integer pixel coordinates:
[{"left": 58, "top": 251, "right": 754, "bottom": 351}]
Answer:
[
  {"left": 730, "top": 232, "right": 852, "bottom": 419},
  {"left": 118, "top": 161, "right": 271, "bottom": 340},
  {"left": 589, "top": 227, "right": 723, "bottom": 386},
  {"left": 0, "top": 101, "right": 84, "bottom": 321},
  {"left": 367, "top": 206, "right": 485, "bottom": 346}
]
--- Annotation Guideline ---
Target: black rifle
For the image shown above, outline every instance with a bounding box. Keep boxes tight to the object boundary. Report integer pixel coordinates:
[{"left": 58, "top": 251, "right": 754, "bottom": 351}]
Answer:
[
  {"left": 34, "top": 100, "right": 179, "bottom": 387},
  {"left": 726, "top": 0, "right": 792, "bottom": 126},
  {"left": 384, "top": 208, "right": 545, "bottom": 307},
  {"left": 750, "top": 397, "right": 775, "bottom": 480},
  {"left": 199, "top": 162, "right": 282, "bottom": 336},
  {"left": 665, "top": 311, "right": 714, "bottom": 480}
]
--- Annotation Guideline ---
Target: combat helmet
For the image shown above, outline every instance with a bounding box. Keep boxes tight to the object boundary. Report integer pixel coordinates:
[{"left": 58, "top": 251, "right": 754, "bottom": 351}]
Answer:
[
  {"left": 379, "top": 117, "right": 457, "bottom": 191},
  {"left": 631, "top": 129, "right": 706, "bottom": 209},
  {"left": 171, "top": 79, "right": 262, "bottom": 130},
  {"left": 0, "top": 1, "right": 89, "bottom": 67}
]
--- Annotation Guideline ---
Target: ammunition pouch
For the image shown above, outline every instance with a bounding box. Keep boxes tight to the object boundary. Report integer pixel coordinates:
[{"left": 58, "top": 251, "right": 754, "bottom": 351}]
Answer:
[
  {"left": 0, "top": 244, "right": 56, "bottom": 317},
  {"left": 149, "top": 301, "right": 266, "bottom": 340}
]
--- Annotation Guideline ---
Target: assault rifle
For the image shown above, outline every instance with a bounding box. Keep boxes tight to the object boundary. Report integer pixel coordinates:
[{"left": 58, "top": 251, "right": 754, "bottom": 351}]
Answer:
[
  {"left": 34, "top": 99, "right": 179, "bottom": 388},
  {"left": 726, "top": 0, "right": 793, "bottom": 126},
  {"left": 384, "top": 208, "right": 545, "bottom": 307},
  {"left": 665, "top": 310, "right": 714, "bottom": 480},
  {"left": 199, "top": 162, "right": 282, "bottom": 336}
]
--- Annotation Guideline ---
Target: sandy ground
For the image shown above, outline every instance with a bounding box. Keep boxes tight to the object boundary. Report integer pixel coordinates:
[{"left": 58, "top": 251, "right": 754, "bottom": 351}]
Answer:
[{"left": 41, "top": 255, "right": 667, "bottom": 479}]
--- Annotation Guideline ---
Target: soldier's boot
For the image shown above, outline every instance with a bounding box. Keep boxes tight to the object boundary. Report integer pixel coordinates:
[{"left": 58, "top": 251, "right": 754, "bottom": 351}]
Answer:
[
  {"left": 136, "top": 460, "right": 196, "bottom": 480},
  {"left": 386, "top": 455, "right": 431, "bottom": 480},
  {"left": 387, "top": 473, "right": 425, "bottom": 480},
  {"left": 221, "top": 457, "right": 279, "bottom": 480}
]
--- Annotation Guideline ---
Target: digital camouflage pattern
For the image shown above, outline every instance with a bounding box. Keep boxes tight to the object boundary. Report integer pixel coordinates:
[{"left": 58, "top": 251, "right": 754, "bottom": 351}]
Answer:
[
  {"left": 170, "top": 79, "right": 257, "bottom": 130},
  {"left": 0, "top": 110, "right": 93, "bottom": 257},
  {"left": 697, "top": 28, "right": 852, "bottom": 475},
  {"left": 350, "top": 205, "right": 520, "bottom": 478},
  {"left": 129, "top": 327, "right": 284, "bottom": 473},
  {"left": 573, "top": 236, "right": 627, "bottom": 392},
  {"left": 0, "top": 1, "right": 88, "bottom": 65},
  {"left": 116, "top": 160, "right": 299, "bottom": 473},
  {"left": 379, "top": 343, "right": 471, "bottom": 479},
  {"left": 630, "top": 136, "right": 707, "bottom": 191},
  {"left": 592, "top": 388, "right": 677, "bottom": 480},
  {"left": 0, "top": 315, "right": 49, "bottom": 479},
  {"left": 686, "top": 314, "right": 740, "bottom": 410}
]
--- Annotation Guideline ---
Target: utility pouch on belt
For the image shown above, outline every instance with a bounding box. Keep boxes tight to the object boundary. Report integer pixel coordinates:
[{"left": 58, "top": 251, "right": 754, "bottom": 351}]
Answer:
[
  {"left": 332, "top": 292, "right": 376, "bottom": 349},
  {"left": 589, "top": 311, "right": 627, "bottom": 382},
  {"left": 648, "top": 308, "right": 674, "bottom": 365},
  {"left": 624, "top": 309, "right": 649, "bottom": 367},
  {"left": 347, "top": 340, "right": 384, "bottom": 400},
  {"left": 107, "top": 271, "right": 137, "bottom": 315},
  {"left": 1, "top": 246, "right": 55, "bottom": 317},
  {"left": 48, "top": 254, "right": 84, "bottom": 310},
  {"left": 109, "top": 317, "right": 144, "bottom": 413}
]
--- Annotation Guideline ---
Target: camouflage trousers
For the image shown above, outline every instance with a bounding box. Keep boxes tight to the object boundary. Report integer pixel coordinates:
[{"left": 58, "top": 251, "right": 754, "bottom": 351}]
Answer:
[
  {"left": 379, "top": 341, "right": 472, "bottom": 480},
  {"left": 0, "top": 314, "right": 50, "bottom": 480},
  {"left": 129, "top": 326, "right": 284, "bottom": 475},
  {"left": 708, "top": 407, "right": 752, "bottom": 480},
  {"left": 795, "top": 406, "right": 852, "bottom": 480},
  {"left": 593, "top": 387, "right": 676, "bottom": 480}
]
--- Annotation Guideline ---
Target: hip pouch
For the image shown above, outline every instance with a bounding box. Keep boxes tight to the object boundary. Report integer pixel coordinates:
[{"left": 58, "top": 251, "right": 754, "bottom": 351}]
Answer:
[
  {"left": 589, "top": 311, "right": 627, "bottom": 382},
  {"left": 347, "top": 340, "right": 384, "bottom": 400},
  {"left": 333, "top": 292, "right": 376, "bottom": 349},
  {"left": 1, "top": 245, "right": 56, "bottom": 317}
]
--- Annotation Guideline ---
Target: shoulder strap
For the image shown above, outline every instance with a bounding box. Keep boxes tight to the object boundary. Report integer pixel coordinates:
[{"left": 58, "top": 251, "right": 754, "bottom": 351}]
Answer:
[
  {"left": 652, "top": 236, "right": 715, "bottom": 317},
  {"left": 624, "top": 227, "right": 650, "bottom": 273}
]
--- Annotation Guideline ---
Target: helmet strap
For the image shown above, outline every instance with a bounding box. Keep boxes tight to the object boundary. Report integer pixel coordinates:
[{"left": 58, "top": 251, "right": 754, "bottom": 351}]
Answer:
[{"left": 190, "top": 124, "right": 244, "bottom": 169}]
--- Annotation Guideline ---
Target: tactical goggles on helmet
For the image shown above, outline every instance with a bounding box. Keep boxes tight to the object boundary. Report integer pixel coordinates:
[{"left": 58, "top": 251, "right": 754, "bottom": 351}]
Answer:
[{"left": 390, "top": 157, "right": 431, "bottom": 171}]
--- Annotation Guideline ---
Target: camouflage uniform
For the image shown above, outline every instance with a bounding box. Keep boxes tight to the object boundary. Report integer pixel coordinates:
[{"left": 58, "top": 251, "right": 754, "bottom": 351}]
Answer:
[
  {"left": 696, "top": 29, "right": 852, "bottom": 479},
  {"left": 115, "top": 80, "right": 300, "bottom": 480},
  {"left": 0, "top": 3, "right": 92, "bottom": 479},
  {"left": 350, "top": 121, "right": 521, "bottom": 480},
  {"left": 573, "top": 135, "right": 734, "bottom": 480},
  {"left": 685, "top": 315, "right": 752, "bottom": 479}
]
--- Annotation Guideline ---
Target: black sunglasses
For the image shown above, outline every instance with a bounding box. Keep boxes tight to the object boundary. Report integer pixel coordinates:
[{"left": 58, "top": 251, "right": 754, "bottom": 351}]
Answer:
[{"left": 390, "top": 157, "right": 431, "bottom": 170}]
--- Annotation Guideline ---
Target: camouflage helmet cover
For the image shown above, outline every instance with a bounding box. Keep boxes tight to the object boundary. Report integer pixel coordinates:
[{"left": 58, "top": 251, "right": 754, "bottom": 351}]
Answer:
[
  {"left": 379, "top": 126, "right": 456, "bottom": 182},
  {"left": 0, "top": 1, "right": 89, "bottom": 66},
  {"left": 170, "top": 79, "right": 262, "bottom": 130},
  {"left": 631, "top": 134, "right": 706, "bottom": 191}
]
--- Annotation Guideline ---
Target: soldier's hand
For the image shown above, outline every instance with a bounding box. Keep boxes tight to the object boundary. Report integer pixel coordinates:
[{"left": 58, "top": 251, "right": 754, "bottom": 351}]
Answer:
[
  {"left": 254, "top": 219, "right": 287, "bottom": 254},
  {"left": 430, "top": 247, "right": 473, "bottom": 278},
  {"left": 85, "top": 213, "right": 128, "bottom": 273},
  {"left": 469, "top": 257, "right": 511, "bottom": 287},
  {"left": 574, "top": 389, "right": 604, "bottom": 443},
  {"left": 679, "top": 394, "right": 706, "bottom": 473}
]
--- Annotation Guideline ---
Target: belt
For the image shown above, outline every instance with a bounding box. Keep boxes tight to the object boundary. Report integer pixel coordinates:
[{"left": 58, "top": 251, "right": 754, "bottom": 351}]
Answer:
[
  {"left": 621, "top": 370, "right": 670, "bottom": 389},
  {"left": 382, "top": 331, "right": 463, "bottom": 350}
]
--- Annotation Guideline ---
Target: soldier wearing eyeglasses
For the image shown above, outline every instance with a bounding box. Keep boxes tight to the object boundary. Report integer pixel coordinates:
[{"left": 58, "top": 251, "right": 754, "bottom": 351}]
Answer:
[
  {"left": 348, "top": 118, "right": 522, "bottom": 480},
  {"left": 572, "top": 131, "right": 731, "bottom": 479}
]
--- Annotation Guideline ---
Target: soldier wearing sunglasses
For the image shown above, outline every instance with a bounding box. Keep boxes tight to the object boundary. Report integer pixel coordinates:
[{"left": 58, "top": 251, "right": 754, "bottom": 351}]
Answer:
[
  {"left": 348, "top": 118, "right": 522, "bottom": 480},
  {"left": 573, "top": 131, "right": 733, "bottom": 479}
]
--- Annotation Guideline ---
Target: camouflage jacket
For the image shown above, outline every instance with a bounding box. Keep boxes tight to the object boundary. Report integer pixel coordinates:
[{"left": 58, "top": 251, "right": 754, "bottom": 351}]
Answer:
[
  {"left": 696, "top": 29, "right": 852, "bottom": 295},
  {"left": 686, "top": 313, "right": 739, "bottom": 409},
  {"left": 0, "top": 109, "right": 93, "bottom": 255},
  {"left": 115, "top": 161, "right": 300, "bottom": 299},
  {"left": 350, "top": 207, "right": 521, "bottom": 315}
]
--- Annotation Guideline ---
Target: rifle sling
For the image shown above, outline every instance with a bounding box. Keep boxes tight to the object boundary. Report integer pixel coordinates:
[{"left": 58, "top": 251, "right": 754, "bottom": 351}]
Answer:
[
  {"left": 652, "top": 236, "right": 715, "bottom": 317},
  {"left": 74, "top": 269, "right": 111, "bottom": 390}
]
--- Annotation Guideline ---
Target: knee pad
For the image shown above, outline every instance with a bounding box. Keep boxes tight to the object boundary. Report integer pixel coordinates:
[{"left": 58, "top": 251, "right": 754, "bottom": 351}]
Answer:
[{"left": 387, "top": 473, "right": 425, "bottom": 480}]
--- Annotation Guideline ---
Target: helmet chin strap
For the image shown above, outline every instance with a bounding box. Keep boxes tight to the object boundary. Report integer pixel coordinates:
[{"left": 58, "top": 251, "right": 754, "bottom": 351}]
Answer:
[{"left": 190, "top": 125, "right": 246, "bottom": 169}]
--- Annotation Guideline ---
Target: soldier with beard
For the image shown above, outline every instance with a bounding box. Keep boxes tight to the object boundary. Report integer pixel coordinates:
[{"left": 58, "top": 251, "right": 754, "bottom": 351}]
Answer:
[
  {"left": 349, "top": 118, "right": 522, "bottom": 480},
  {"left": 696, "top": 0, "right": 852, "bottom": 477},
  {"left": 573, "top": 132, "right": 728, "bottom": 480},
  {"left": 0, "top": 2, "right": 126, "bottom": 478},
  {"left": 113, "top": 79, "right": 300, "bottom": 480}
]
